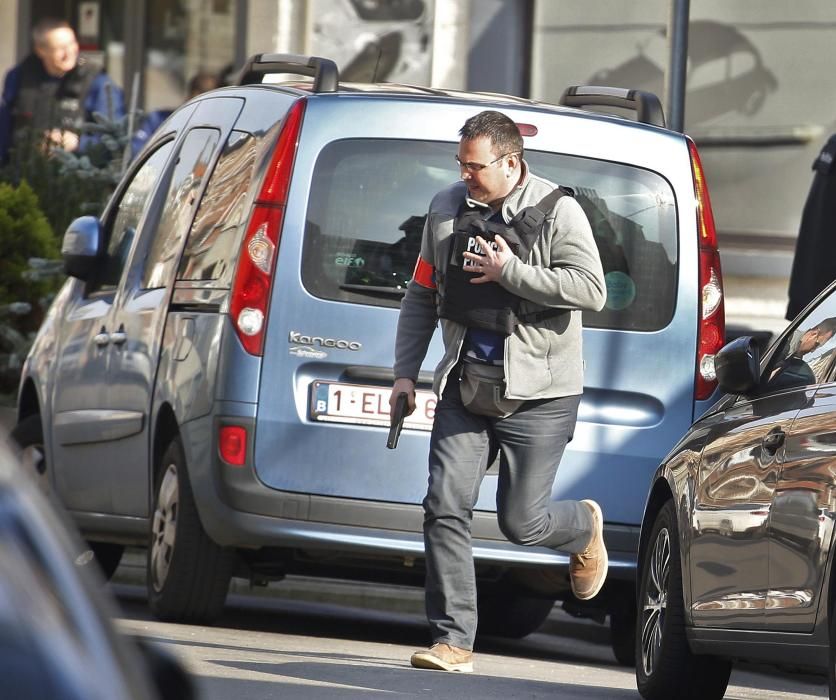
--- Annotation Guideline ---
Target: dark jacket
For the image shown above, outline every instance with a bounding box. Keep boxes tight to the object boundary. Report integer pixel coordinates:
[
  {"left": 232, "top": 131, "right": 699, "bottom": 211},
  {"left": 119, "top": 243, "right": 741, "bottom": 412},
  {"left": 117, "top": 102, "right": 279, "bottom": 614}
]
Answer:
[
  {"left": 0, "top": 55, "right": 124, "bottom": 163},
  {"left": 786, "top": 135, "right": 836, "bottom": 320},
  {"left": 130, "top": 109, "right": 174, "bottom": 161}
]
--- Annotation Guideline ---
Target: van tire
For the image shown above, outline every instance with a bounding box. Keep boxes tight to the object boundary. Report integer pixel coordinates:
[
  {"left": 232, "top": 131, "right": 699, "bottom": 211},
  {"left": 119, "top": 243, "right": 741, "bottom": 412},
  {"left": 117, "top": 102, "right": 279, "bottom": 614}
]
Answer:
[
  {"left": 147, "top": 436, "right": 233, "bottom": 624},
  {"left": 88, "top": 541, "right": 124, "bottom": 581},
  {"left": 11, "top": 414, "right": 48, "bottom": 490},
  {"left": 635, "top": 500, "right": 731, "bottom": 699},
  {"left": 477, "top": 586, "right": 555, "bottom": 639},
  {"left": 610, "top": 601, "right": 636, "bottom": 666}
]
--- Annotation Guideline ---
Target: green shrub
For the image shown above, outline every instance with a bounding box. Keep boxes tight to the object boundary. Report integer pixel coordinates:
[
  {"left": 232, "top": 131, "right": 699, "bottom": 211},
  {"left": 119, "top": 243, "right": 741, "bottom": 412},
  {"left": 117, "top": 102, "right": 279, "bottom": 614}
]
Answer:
[
  {"left": 0, "top": 180, "right": 62, "bottom": 331},
  {"left": 0, "top": 117, "right": 127, "bottom": 238}
]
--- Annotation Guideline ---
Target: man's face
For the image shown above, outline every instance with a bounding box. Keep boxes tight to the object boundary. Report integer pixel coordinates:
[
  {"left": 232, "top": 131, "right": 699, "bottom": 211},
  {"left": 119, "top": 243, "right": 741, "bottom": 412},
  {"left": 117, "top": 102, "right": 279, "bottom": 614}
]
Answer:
[
  {"left": 798, "top": 327, "right": 833, "bottom": 355},
  {"left": 457, "top": 136, "right": 517, "bottom": 205},
  {"left": 35, "top": 27, "right": 79, "bottom": 77}
]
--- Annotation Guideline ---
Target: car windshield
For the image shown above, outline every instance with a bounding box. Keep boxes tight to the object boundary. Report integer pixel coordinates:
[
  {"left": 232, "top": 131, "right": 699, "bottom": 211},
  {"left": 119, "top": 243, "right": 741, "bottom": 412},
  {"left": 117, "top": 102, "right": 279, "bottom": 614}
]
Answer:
[{"left": 302, "top": 138, "right": 678, "bottom": 331}]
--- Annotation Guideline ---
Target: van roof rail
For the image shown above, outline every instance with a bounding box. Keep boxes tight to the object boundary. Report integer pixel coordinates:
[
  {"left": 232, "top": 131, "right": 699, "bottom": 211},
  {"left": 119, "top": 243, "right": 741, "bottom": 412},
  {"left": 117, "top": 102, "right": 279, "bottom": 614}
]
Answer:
[
  {"left": 559, "top": 85, "right": 666, "bottom": 128},
  {"left": 237, "top": 54, "right": 339, "bottom": 93}
]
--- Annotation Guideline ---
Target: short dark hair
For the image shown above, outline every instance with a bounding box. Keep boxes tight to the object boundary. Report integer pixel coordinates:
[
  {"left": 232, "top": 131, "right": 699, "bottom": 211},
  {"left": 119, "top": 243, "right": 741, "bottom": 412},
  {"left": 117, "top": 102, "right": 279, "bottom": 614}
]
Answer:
[
  {"left": 459, "top": 110, "right": 523, "bottom": 158},
  {"left": 32, "top": 18, "right": 73, "bottom": 47}
]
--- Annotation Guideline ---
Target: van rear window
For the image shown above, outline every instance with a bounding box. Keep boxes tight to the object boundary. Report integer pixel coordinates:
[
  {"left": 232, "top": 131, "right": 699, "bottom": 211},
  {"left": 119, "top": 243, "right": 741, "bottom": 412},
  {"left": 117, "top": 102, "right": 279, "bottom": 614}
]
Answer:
[{"left": 302, "top": 139, "right": 677, "bottom": 330}]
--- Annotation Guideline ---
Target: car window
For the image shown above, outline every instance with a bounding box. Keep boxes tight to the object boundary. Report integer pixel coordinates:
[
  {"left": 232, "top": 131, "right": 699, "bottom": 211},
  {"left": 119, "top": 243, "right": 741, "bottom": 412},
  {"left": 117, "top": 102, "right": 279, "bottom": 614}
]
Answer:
[
  {"left": 91, "top": 142, "right": 174, "bottom": 294},
  {"left": 525, "top": 152, "right": 677, "bottom": 331},
  {"left": 176, "top": 130, "right": 258, "bottom": 283},
  {"left": 141, "top": 128, "right": 221, "bottom": 289},
  {"left": 762, "top": 292, "right": 836, "bottom": 393},
  {"left": 302, "top": 139, "right": 450, "bottom": 309},
  {"left": 301, "top": 138, "right": 678, "bottom": 331}
]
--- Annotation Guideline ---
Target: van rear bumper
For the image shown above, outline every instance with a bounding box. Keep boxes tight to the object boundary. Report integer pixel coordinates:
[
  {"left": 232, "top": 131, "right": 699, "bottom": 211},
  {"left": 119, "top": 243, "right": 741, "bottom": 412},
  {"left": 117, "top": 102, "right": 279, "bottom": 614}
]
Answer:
[{"left": 182, "top": 414, "right": 638, "bottom": 580}]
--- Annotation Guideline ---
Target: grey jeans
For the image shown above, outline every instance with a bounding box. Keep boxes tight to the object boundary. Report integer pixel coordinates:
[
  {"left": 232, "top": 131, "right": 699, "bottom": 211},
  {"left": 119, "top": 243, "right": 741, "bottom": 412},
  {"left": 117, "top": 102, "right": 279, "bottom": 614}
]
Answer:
[{"left": 422, "top": 376, "right": 591, "bottom": 650}]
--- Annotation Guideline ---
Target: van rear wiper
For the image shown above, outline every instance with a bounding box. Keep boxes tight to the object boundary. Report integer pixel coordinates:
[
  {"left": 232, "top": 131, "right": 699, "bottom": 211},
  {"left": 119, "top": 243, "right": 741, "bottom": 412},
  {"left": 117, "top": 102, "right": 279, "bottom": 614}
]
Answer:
[{"left": 339, "top": 284, "right": 407, "bottom": 298}]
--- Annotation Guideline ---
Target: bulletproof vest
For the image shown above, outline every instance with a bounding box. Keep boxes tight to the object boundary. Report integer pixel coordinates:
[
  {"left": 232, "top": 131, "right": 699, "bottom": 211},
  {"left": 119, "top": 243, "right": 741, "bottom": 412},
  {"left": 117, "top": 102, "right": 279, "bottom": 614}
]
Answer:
[
  {"left": 11, "top": 54, "right": 98, "bottom": 137},
  {"left": 438, "top": 187, "right": 570, "bottom": 335}
]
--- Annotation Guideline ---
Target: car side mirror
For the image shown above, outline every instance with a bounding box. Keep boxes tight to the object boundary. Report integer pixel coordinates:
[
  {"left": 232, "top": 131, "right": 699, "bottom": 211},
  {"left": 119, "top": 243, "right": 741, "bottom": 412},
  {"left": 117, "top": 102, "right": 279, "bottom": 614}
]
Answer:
[
  {"left": 714, "top": 335, "right": 761, "bottom": 395},
  {"left": 61, "top": 216, "right": 102, "bottom": 281}
]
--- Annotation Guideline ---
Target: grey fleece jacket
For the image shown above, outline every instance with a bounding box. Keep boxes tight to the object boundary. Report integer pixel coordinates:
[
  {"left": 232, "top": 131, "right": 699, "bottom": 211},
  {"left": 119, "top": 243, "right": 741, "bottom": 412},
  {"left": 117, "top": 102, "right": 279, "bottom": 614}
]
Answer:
[{"left": 394, "top": 163, "right": 606, "bottom": 400}]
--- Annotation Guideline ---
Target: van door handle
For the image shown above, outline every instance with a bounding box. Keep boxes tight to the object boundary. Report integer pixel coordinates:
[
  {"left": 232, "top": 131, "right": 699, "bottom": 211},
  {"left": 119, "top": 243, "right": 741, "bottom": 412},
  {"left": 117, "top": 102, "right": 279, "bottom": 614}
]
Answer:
[
  {"left": 762, "top": 429, "right": 786, "bottom": 454},
  {"left": 93, "top": 326, "right": 110, "bottom": 347},
  {"left": 109, "top": 324, "right": 127, "bottom": 346}
]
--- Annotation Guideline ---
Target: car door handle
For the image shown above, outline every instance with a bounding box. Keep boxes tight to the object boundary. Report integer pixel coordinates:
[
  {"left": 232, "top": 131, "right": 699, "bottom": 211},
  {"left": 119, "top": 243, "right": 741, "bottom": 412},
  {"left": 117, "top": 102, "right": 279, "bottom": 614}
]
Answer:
[
  {"left": 762, "top": 429, "right": 786, "bottom": 454},
  {"left": 109, "top": 324, "right": 127, "bottom": 346}
]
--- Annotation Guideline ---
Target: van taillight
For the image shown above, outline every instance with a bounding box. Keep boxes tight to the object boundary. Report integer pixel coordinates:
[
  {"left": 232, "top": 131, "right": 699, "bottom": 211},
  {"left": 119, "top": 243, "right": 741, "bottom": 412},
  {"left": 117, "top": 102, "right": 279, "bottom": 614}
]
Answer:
[
  {"left": 230, "top": 99, "right": 306, "bottom": 355},
  {"left": 688, "top": 137, "right": 725, "bottom": 401},
  {"left": 219, "top": 425, "right": 247, "bottom": 466}
]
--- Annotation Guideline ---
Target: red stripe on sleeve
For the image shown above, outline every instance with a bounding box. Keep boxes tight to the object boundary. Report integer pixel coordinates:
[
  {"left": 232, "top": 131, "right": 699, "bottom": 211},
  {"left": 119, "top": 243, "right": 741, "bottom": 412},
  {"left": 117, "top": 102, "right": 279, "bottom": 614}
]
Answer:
[{"left": 412, "top": 256, "right": 436, "bottom": 289}]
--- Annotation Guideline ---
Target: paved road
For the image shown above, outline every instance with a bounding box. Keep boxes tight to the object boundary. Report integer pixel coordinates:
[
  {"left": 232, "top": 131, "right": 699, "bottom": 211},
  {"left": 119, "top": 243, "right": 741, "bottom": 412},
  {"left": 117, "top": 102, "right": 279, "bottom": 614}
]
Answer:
[{"left": 112, "top": 576, "right": 828, "bottom": 700}]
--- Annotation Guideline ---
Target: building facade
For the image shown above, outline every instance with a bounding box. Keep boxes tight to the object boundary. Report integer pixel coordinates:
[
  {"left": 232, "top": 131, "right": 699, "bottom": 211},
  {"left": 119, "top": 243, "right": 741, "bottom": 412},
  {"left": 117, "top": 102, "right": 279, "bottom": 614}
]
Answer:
[{"left": 4, "top": 0, "right": 835, "bottom": 335}]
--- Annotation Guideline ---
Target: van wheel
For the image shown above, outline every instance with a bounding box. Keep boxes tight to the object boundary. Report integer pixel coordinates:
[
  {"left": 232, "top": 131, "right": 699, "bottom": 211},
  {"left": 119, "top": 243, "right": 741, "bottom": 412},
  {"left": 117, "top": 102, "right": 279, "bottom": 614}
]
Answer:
[
  {"left": 147, "top": 437, "right": 233, "bottom": 623},
  {"left": 636, "top": 500, "right": 731, "bottom": 699},
  {"left": 610, "top": 600, "right": 636, "bottom": 666},
  {"left": 11, "top": 414, "right": 47, "bottom": 491},
  {"left": 477, "top": 587, "right": 555, "bottom": 639},
  {"left": 88, "top": 542, "right": 124, "bottom": 581}
]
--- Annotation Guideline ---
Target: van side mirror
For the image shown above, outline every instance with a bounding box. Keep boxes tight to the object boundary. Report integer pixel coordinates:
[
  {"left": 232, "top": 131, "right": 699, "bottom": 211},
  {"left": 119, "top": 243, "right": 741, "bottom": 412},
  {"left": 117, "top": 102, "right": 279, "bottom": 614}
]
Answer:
[
  {"left": 61, "top": 216, "right": 102, "bottom": 280},
  {"left": 715, "top": 335, "right": 761, "bottom": 395}
]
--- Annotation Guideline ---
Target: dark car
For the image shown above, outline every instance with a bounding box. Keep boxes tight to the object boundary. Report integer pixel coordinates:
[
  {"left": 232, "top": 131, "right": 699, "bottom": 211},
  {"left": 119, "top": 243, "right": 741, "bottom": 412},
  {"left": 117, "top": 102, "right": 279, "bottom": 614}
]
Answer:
[
  {"left": 635, "top": 281, "right": 836, "bottom": 699},
  {"left": 0, "top": 433, "right": 193, "bottom": 700}
]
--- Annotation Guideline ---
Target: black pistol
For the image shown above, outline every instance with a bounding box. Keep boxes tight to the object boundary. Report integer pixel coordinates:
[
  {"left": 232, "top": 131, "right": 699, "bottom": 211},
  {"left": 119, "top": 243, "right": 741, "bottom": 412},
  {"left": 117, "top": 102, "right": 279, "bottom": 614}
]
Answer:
[{"left": 387, "top": 392, "right": 409, "bottom": 449}]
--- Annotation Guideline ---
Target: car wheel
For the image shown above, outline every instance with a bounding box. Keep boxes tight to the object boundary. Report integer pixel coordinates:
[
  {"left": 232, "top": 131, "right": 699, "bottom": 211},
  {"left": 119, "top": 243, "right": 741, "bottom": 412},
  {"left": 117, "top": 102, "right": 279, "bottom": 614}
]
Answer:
[
  {"left": 477, "top": 586, "right": 555, "bottom": 639},
  {"left": 147, "top": 437, "right": 233, "bottom": 623},
  {"left": 87, "top": 541, "right": 125, "bottom": 581},
  {"left": 636, "top": 500, "right": 731, "bottom": 700},
  {"left": 610, "top": 599, "right": 637, "bottom": 666},
  {"left": 11, "top": 414, "right": 48, "bottom": 492}
]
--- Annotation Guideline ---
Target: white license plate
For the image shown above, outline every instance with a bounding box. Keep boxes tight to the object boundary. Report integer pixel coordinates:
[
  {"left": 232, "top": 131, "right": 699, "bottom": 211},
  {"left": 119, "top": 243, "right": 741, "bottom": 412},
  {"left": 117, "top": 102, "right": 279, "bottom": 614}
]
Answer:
[{"left": 310, "top": 381, "right": 436, "bottom": 431}]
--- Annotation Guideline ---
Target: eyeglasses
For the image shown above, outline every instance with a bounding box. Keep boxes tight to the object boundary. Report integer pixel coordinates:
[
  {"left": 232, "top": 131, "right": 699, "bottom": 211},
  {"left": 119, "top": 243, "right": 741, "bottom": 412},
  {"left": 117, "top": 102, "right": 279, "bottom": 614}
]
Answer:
[{"left": 455, "top": 152, "right": 518, "bottom": 173}]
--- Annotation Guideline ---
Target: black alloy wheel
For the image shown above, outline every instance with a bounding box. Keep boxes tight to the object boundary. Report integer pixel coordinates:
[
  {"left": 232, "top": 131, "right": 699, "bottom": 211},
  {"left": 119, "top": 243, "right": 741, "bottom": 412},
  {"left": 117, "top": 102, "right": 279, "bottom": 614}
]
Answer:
[{"left": 635, "top": 500, "right": 731, "bottom": 700}]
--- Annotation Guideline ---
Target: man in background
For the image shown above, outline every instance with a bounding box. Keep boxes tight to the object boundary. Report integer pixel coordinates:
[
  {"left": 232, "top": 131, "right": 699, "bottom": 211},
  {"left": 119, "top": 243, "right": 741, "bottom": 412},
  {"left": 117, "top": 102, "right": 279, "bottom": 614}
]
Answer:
[
  {"left": 0, "top": 17, "right": 124, "bottom": 164},
  {"left": 786, "top": 135, "right": 836, "bottom": 320}
]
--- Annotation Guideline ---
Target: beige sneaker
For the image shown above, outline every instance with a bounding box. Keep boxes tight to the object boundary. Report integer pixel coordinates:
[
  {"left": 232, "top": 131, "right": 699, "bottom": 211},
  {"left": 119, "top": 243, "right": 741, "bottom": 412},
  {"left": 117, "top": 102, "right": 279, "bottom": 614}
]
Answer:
[
  {"left": 410, "top": 643, "right": 474, "bottom": 673},
  {"left": 570, "top": 499, "right": 609, "bottom": 600}
]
